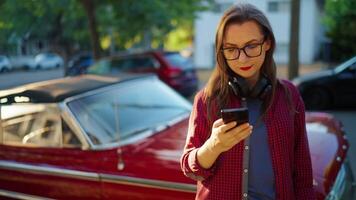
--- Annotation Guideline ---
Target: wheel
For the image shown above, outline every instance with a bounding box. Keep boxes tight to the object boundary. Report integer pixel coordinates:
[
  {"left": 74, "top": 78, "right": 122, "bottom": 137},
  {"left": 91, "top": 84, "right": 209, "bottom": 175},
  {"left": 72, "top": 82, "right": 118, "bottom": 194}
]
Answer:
[
  {"left": 79, "top": 67, "right": 86, "bottom": 74},
  {"left": 303, "top": 87, "right": 331, "bottom": 110},
  {"left": 0, "top": 67, "right": 7, "bottom": 73}
]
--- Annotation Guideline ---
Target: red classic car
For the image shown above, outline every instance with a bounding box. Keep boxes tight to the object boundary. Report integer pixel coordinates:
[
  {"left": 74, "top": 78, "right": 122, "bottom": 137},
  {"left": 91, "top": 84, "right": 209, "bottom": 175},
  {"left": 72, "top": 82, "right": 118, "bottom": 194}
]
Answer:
[{"left": 0, "top": 74, "right": 354, "bottom": 199}]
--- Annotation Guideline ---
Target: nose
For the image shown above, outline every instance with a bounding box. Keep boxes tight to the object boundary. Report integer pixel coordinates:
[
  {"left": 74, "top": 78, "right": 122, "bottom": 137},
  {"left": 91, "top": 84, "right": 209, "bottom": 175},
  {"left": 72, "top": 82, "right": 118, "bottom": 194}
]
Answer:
[{"left": 237, "top": 50, "right": 248, "bottom": 62}]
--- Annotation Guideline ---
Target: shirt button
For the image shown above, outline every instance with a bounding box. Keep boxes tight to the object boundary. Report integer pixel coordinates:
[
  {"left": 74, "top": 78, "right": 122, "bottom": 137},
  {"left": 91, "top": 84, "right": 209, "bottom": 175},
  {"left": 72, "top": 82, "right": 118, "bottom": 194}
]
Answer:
[
  {"left": 244, "top": 145, "right": 249, "bottom": 150},
  {"left": 243, "top": 193, "right": 248, "bottom": 197},
  {"left": 244, "top": 169, "right": 248, "bottom": 173}
]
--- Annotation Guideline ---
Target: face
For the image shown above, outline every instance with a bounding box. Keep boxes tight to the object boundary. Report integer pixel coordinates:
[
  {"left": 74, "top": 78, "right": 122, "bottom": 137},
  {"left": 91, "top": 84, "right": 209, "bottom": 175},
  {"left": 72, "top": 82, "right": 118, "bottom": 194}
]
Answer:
[{"left": 223, "top": 20, "right": 270, "bottom": 85}]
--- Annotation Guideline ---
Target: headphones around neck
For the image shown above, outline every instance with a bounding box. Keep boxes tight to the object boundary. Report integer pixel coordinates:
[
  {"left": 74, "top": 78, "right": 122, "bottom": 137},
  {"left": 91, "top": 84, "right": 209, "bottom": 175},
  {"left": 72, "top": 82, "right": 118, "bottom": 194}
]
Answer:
[{"left": 228, "top": 74, "right": 272, "bottom": 100}]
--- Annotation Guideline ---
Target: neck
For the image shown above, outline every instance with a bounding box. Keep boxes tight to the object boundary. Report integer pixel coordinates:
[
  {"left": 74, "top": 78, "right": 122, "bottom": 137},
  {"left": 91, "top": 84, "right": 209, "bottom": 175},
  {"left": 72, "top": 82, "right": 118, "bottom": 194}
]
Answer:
[{"left": 246, "top": 73, "right": 260, "bottom": 89}]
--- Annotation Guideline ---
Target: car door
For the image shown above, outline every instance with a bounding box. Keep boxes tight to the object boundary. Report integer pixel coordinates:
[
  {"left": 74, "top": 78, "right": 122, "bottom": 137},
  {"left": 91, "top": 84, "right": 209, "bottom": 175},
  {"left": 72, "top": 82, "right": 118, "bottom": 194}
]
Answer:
[{"left": 0, "top": 104, "right": 102, "bottom": 200}]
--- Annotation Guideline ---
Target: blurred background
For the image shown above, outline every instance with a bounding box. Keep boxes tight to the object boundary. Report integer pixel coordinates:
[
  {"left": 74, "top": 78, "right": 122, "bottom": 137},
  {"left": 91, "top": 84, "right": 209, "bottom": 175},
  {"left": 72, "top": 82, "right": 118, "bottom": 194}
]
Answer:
[
  {"left": 0, "top": 0, "right": 355, "bottom": 77},
  {"left": 0, "top": 0, "right": 354, "bottom": 73},
  {"left": 0, "top": 0, "right": 355, "bottom": 174}
]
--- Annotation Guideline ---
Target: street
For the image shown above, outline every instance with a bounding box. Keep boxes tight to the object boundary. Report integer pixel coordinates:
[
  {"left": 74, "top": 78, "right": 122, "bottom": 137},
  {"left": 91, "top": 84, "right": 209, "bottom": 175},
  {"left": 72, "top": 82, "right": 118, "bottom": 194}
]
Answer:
[{"left": 0, "top": 69, "right": 65, "bottom": 90}]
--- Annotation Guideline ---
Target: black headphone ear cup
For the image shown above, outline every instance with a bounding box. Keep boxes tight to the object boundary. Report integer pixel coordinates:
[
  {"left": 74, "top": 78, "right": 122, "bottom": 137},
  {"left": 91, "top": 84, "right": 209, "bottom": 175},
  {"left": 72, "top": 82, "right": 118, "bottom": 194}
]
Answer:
[
  {"left": 250, "top": 76, "right": 272, "bottom": 100},
  {"left": 228, "top": 75, "right": 271, "bottom": 99},
  {"left": 250, "top": 77, "right": 266, "bottom": 98},
  {"left": 228, "top": 81, "right": 239, "bottom": 96},
  {"left": 259, "top": 84, "right": 272, "bottom": 100},
  {"left": 229, "top": 76, "right": 249, "bottom": 97},
  {"left": 235, "top": 76, "right": 249, "bottom": 97}
]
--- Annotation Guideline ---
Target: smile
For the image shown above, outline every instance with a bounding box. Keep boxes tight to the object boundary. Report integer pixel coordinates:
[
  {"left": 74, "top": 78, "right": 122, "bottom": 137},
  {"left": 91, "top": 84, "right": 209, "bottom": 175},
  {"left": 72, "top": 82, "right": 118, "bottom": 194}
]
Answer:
[{"left": 240, "top": 66, "right": 253, "bottom": 71}]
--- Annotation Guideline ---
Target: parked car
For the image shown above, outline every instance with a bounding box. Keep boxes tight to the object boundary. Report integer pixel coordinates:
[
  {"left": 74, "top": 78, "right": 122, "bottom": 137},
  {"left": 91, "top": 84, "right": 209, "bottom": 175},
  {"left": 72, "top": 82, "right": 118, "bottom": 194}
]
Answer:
[
  {"left": 87, "top": 50, "right": 199, "bottom": 96},
  {"left": 293, "top": 56, "right": 356, "bottom": 110},
  {"left": 33, "top": 53, "right": 64, "bottom": 69},
  {"left": 67, "top": 52, "right": 93, "bottom": 76},
  {"left": 9, "top": 55, "right": 36, "bottom": 70},
  {"left": 0, "top": 55, "right": 12, "bottom": 73},
  {"left": 0, "top": 74, "right": 354, "bottom": 200}
]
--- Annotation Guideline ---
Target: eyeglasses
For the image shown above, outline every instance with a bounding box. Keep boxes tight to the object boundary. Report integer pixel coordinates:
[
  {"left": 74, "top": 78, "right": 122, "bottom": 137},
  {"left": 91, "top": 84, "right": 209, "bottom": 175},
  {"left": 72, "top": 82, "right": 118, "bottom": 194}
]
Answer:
[{"left": 221, "top": 39, "right": 265, "bottom": 60}]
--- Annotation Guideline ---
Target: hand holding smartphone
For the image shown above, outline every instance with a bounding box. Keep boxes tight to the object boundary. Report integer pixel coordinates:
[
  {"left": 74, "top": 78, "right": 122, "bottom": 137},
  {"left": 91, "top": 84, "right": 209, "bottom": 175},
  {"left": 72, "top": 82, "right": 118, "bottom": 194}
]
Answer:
[{"left": 221, "top": 107, "right": 249, "bottom": 126}]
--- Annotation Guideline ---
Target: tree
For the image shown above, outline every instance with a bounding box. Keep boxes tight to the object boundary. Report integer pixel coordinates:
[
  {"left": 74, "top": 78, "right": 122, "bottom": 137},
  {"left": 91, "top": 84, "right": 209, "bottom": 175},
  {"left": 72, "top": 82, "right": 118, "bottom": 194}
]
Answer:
[
  {"left": 79, "top": 0, "right": 102, "bottom": 60},
  {"left": 104, "top": 0, "right": 211, "bottom": 51},
  {"left": 0, "top": 0, "right": 90, "bottom": 56},
  {"left": 324, "top": 0, "right": 356, "bottom": 61},
  {"left": 288, "top": 0, "right": 300, "bottom": 80},
  {"left": 0, "top": 0, "right": 211, "bottom": 60}
]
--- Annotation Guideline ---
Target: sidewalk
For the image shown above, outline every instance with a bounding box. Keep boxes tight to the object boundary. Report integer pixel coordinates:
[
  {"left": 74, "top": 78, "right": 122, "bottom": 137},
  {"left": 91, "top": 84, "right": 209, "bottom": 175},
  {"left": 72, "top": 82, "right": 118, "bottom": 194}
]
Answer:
[{"left": 197, "top": 62, "right": 327, "bottom": 85}]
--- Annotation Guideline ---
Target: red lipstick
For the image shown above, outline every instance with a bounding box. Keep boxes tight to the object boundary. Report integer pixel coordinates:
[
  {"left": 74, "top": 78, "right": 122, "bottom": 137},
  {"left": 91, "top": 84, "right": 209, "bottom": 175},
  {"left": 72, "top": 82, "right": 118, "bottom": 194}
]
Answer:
[{"left": 240, "top": 66, "right": 252, "bottom": 71}]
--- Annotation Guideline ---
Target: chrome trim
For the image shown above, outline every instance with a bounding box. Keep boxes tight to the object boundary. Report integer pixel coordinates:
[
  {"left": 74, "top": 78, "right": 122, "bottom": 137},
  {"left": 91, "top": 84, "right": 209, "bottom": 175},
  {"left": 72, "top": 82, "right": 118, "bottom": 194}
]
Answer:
[
  {"left": 0, "top": 161, "right": 99, "bottom": 181},
  {"left": 101, "top": 174, "right": 196, "bottom": 193},
  {"left": 0, "top": 161, "right": 196, "bottom": 194},
  {"left": 0, "top": 105, "right": 3, "bottom": 144},
  {"left": 326, "top": 159, "right": 355, "bottom": 200},
  {"left": 326, "top": 164, "right": 346, "bottom": 200},
  {"left": 59, "top": 102, "right": 90, "bottom": 150},
  {"left": 63, "top": 76, "right": 157, "bottom": 103},
  {"left": 0, "top": 189, "right": 54, "bottom": 200}
]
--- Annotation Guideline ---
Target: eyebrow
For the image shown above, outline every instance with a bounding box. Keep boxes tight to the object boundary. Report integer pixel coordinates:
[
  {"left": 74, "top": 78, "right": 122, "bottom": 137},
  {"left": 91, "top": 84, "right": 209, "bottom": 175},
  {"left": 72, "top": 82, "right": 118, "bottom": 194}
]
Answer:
[{"left": 223, "top": 39, "right": 261, "bottom": 47}]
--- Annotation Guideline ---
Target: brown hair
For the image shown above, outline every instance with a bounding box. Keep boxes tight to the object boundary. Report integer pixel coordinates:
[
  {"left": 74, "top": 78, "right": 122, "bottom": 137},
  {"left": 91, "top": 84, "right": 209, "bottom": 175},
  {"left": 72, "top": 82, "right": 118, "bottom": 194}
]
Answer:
[{"left": 204, "top": 3, "right": 293, "bottom": 123}]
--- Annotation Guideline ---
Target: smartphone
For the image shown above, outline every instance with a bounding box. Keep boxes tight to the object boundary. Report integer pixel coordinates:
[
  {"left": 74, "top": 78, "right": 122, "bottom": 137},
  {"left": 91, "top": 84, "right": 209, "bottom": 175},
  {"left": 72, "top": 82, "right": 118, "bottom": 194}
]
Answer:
[{"left": 221, "top": 107, "right": 249, "bottom": 126}]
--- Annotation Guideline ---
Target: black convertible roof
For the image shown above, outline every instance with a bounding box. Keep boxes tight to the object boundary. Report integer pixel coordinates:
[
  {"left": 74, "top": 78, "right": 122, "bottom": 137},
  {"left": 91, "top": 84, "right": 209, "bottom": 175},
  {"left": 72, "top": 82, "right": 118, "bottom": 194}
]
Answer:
[{"left": 0, "top": 74, "right": 152, "bottom": 104}]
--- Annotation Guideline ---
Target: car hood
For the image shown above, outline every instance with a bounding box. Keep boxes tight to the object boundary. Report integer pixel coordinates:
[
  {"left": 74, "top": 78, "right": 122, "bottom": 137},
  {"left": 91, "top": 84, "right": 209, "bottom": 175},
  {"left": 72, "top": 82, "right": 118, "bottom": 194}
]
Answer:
[
  {"left": 293, "top": 70, "right": 333, "bottom": 84},
  {"left": 129, "top": 118, "right": 188, "bottom": 162},
  {"left": 124, "top": 117, "right": 193, "bottom": 183},
  {"left": 306, "top": 121, "right": 348, "bottom": 196},
  {"left": 127, "top": 114, "right": 348, "bottom": 194},
  {"left": 138, "top": 116, "right": 346, "bottom": 170},
  {"left": 307, "top": 123, "right": 338, "bottom": 176}
]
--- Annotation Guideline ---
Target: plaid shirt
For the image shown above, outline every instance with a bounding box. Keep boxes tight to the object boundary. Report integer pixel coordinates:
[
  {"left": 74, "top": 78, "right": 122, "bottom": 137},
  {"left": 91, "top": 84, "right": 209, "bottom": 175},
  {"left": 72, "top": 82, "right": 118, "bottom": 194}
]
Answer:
[{"left": 181, "top": 80, "right": 316, "bottom": 200}]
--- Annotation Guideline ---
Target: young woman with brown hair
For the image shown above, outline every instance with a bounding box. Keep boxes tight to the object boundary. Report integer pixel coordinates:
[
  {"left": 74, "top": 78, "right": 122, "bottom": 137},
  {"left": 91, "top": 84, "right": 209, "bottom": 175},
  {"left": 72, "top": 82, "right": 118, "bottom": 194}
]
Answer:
[{"left": 181, "top": 3, "right": 316, "bottom": 200}]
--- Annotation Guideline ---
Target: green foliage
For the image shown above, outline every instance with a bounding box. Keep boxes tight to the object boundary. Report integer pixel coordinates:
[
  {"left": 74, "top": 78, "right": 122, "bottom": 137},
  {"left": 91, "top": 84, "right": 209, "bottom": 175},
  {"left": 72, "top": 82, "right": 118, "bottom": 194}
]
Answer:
[
  {"left": 0, "top": 0, "right": 211, "bottom": 55},
  {"left": 324, "top": 0, "right": 356, "bottom": 61},
  {"left": 100, "top": 0, "right": 210, "bottom": 50},
  {"left": 0, "top": 0, "right": 90, "bottom": 54}
]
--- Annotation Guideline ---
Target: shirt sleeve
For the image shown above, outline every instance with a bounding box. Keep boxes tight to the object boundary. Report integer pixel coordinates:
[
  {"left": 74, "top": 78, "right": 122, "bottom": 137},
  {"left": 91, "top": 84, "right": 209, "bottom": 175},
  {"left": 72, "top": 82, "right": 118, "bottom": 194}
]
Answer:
[
  {"left": 180, "top": 90, "right": 216, "bottom": 181},
  {"left": 293, "top": 88, "right": 317, "bottom": 200}
]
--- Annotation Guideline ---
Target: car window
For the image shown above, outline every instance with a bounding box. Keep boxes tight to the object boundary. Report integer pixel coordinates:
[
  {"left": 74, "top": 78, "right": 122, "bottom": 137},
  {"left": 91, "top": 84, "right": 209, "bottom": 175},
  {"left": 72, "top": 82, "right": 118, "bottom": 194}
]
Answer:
[
  {"left": 62, "top": 119, "right": 81, "bottom": 147},
  {"left": 131, "top": 56, "right": 157, "bottom": 69},
  {"left": 349, "top": 63, "right": 356, "bottom": 72},
  {"left": 0, "top": 104, "right": 81, "bottom": 148},
  {"left": 67, "top": 77, "right": 192, "bottom": 145},
  {"left": 112, "top": 56, "right": 158, "bottom": 71},
  {"left": 109, "top": 58, "right": 128, "bottom": 72},
  {"left": 164, "top": 52, "right": 193, "bottom": 69},
  {"left": 334, "top": 57, "right": 356, "bottom": 74},
  {"left": 88, "top": 60, "right": 112, "bottom": 74}
]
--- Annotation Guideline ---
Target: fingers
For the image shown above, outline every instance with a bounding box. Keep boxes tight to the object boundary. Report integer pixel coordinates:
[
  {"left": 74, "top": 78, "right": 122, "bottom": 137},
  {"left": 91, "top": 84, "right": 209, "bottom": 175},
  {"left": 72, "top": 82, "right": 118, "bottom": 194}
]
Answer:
[
  {"left": 228, "top": 123, "right": 253, "bottom": 140},
  {"left": 219, "top": 121, "right": 237, "bottom": 133},
  {"left": 231, "top": 123, "right": 251, "bottom": 133},
  {"left": 213, "top": 118, "right": 224, "bottom": 128},
  {"left": 213, "top": 118, "right": 236, "bottom": 132}
]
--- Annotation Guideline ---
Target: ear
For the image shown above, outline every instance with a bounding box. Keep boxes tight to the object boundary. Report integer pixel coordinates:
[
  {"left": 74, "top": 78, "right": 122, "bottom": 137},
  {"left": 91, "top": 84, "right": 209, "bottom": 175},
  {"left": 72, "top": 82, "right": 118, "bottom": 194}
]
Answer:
[{"left": 264, "top": 38, "right": 271, "bottom": 51}]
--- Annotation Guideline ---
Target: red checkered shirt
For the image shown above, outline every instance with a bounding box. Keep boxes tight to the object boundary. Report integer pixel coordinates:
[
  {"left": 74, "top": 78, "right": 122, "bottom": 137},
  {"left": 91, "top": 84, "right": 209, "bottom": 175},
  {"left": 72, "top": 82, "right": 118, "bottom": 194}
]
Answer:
[{"left": 181, "top": 80, "right": 316, "bottom": 200}]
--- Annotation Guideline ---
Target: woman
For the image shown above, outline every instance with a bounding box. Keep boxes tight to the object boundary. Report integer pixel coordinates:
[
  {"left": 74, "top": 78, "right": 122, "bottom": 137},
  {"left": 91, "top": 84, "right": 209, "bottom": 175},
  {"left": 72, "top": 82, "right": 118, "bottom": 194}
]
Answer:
[{"left": 180, "top": 3, "right": 315, "bottom": 200}]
